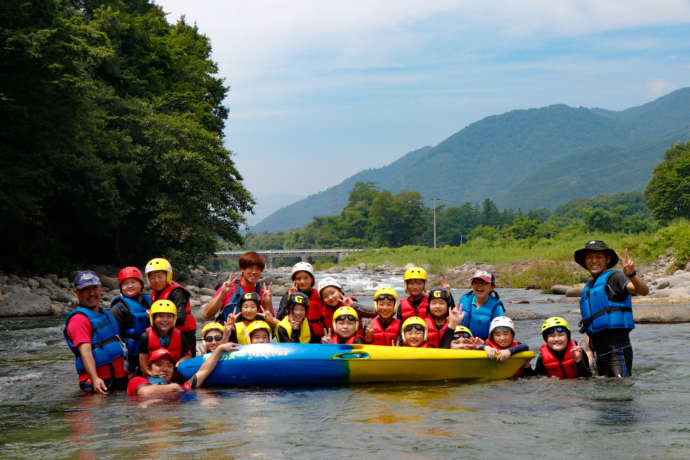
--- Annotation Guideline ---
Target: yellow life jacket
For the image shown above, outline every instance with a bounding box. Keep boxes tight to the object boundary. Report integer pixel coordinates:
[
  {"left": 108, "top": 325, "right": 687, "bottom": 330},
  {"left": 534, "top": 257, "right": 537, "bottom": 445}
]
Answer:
[
  {"left": 275, "top": 316, "right": 311, "bottom": 343},
  {"left": 235, "top": 321, "right": 250, "bottom": 345}
]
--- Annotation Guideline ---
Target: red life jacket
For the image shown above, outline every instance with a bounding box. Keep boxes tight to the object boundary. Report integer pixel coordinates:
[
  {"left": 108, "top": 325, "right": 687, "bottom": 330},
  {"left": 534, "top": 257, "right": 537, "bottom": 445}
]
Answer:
[
  {"left": 540, "top": 341, "right": 578, "bottom": 379},
  {"left": 370, "top": 317, "right": 401, "bottom": 346},
  {"left": 306, "top": 289, "right": 324, "bottom": 337},
  {"left": 399, "top": 295, "right": 429, "bottom": 321},
  {"left": 424, "top": 317, "right": 448, "bottom": 348},
  {"left": 146, "top": 326, "right": 183, "bottom": 363},
  {"left": 152, "top": 282, "right": 196, "bottom": 333},
  {"left": 331, "top": 332, "right": 360, "bottom": 345},
  {"left": 321, "top": 304, "right": 338, "bottom": 332},
  {"left": 486, "top": 338, "right": 525, "bottom": 377}
]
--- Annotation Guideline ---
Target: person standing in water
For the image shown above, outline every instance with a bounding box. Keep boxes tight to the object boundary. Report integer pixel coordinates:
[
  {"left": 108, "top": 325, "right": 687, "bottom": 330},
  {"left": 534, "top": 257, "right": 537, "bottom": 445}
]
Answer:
[{"left": 575, "top": 240, "right": 649, "bottom": 378}]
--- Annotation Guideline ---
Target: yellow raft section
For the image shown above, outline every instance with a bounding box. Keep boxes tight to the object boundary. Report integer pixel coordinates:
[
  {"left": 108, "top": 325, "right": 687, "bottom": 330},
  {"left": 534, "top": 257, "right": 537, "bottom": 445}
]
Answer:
[{"left": 338, "top": 345, "right": 535, "bottom": 383}]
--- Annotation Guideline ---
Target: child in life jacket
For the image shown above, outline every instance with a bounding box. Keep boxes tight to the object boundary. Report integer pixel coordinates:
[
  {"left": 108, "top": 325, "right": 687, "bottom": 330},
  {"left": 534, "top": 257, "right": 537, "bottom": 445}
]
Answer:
[
  {"left": 247, "top": 320, "right": 272, "bottom": 344},
  {"left": 424, "top": 288, "right": 455, "bottom": 347},
  {"left": 197, "top": 321, "right": 231, "bottom": 355},
  {"left": 534, "top": 317, "right": 592, "bottom": 379},
  {"left": 225, "top": 292, "right": 266, "bottom": 345},
  {"left": 110, "top": 266, "right": 151, "bottom": 376},
  {"left": 321, "top": 306, "right": 365, "bottom": 344},
  {"left": 318, "top": 277, "right": 375, "bottom": 334},
  {"left": 138, "top": 300, "right": 193, "bottom": 376},
  {"left": 144, "top": 258, "right": 197, "bottom": 356},
  {"left": 398, "top": 266, "right": 430, "bottom": 321},
  {"left": 482, "top": 316, "right": 533, "bottom": 377},
  {"left": 400, "top": 316, "right": 431, "bottom": 347},
  {"left": 127, "top": 344, "right": 238, "bottom": 396},
  {"left": 458, "top": 270, "right": 505, "bottom": 340},
  {"left": 439, "top": 325, "right": 485, "bottom": 349},
  {"left": 277, "top": 262, "right": 323, "bottom": 341},
  {"left": 364, "top": 287, "right": 401, "bottom": 346},
  {"left": 276, "top": 292, "right": 312, "bottom": 343}
]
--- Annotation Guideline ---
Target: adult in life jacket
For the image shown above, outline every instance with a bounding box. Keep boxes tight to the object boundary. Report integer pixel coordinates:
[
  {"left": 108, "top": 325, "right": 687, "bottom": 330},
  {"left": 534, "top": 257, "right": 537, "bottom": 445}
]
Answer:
[
  {"left": 138, "top": 299, "right": 193, "bottom": 376},
  {"left": 364, "top": 287, "right": 401, "bottom": 346},
  {"left": 64, "top": 270, "right": 128, "bottom": 393},
  {"left": 459, "top": 270, "right": 505, "bottom": 340},
  {"left": 534, "top": 317, "right": 592, "bottom": 379},
  {"left": 321, "top": 306, "right": 365, "bottom": 344},
  {"left": 277, "top": 262, "right": 324, "bottom": 341},
  {"left": 575, "top": 241, "right": 648, "bottom": 378},
  {"left": 110, "top": 266, "right": 151, "bottom": 375},
  {"left": 398, "top": 266, "right": 430, "bottom": 321},
  {"left": 400, "top": 316, "right": 431, "bottom": 348},
  {"left": 276, "top": 292, "right": 312, "bottom": 343},
  {"left": 145, "top": 258, "right": 197, "bottom": 356},
  {"left": 424, "top": 288, "right": 455, "bottom": 348},
  {"left": 225, "top": 292, "right": 267, "bottom": 345},
  {"left": 482, "top": 316, "right": 532, "bottom": 377},
  {"left": 200, "top": 251, "right": 275, "bottom": 326}
]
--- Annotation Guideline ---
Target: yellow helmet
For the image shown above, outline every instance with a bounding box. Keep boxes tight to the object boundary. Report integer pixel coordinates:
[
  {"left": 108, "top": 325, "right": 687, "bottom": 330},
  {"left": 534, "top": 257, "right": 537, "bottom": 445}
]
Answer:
[
  {"left": 372, "top": 287, "right": 399, "bottom": 314},
  {"left": 247, "top": 320, "right": 272, "bottom": 339},
  {"left": 540, "top": 317, "right": 571, "bottom": 339},
  {"left": 453, "top": 325, "right": 473, "bottom": 338},
  {"left": 402, "top": 316, "right": 428, "bottom": 342},
  {"left": 149, "top": 299, "right": 177, "bottom": 323},
  {"left": 201, "top": 322, "right": 224, "bottom": 337},
  {"left": 332, "top": 306, "right": 359, "bottom": 329},
  {"left": 145, "top": 258, "right": 173, "bottom": 284},
  {"left": 404, "top": 266, "right": 427, "bottom": 282}
]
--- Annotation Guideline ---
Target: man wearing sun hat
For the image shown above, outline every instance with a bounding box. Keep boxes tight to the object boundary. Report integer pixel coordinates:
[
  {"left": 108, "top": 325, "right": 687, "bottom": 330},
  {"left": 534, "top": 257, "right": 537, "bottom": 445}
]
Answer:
[
  {"left": 63, "top": 270, "right": 128, "bottom": 393},
  {"left": 575, "top": 240, "right": 649, "bottom": 378}
]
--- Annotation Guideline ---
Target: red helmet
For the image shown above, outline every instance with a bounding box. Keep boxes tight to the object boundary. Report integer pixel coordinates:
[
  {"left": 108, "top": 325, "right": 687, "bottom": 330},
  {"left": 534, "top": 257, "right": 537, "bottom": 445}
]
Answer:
[{"left": 118, "top": 266, "right": 144, "bottom": 286}]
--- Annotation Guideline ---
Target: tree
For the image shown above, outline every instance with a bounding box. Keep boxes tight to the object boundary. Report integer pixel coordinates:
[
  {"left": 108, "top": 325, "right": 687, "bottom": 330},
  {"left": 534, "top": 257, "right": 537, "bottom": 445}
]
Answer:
[{"left": 645, "top": 142, "right": 690, "bottom": 223}]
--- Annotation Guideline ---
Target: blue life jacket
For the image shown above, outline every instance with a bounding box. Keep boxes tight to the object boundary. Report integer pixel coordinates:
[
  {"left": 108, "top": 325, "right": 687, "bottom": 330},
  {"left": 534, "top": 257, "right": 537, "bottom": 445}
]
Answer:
[
  {"left": 579, "top": 270, "right": 634, "bottom": 334},
  {"left": 110, "top": 294, "right": 151, "bottom": 359},
  {"left": 459, "top": 292, "right": 505, "bottom": 340},
  {"left": 219, "top": 282, "right": 264, "bottom": 322},
  {"left": 64, "top": 307, "right": 124, "bottom": 374}
]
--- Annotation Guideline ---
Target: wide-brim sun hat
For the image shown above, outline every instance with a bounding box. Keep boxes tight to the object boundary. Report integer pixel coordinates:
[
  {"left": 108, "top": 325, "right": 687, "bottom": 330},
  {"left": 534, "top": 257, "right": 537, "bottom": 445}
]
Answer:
[{"left": 574, "top": 240, "right": 619, "bottom": 269}]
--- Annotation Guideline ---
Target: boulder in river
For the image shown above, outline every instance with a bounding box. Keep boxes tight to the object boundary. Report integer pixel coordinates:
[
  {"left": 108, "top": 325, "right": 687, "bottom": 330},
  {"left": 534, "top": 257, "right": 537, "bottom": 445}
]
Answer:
[
  {"left": 551, "top": 285, "right": 570, "bottom": 295},
  {"left": 0, "top": 286, "right": 53, "bottom": 317},
  {"left": 634, "top": 305, "right": 690, "bottom": 323},
  {"left": 565, "top": 285, "right": 584, "bottom": 297},
  {"left": 504, "top": 308, "right": 545, "bottom": 320}
]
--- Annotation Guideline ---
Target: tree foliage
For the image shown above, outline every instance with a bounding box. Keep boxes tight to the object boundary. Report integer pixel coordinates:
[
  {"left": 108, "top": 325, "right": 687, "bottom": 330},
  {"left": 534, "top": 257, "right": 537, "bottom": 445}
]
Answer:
[
  {"left": 645, "top": 141, "right": 690, "bottom": 223},
  {"left": 0, "top": 0, "right": 252, "bottom": 272}
]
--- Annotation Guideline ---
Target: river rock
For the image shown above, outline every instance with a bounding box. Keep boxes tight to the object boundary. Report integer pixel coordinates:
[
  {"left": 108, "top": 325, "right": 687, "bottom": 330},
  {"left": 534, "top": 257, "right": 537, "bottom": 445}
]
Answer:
[
  {"left": 510, "top": 299, "right": 530, "bottom": 304},
  {"left": 57, "top": 277, "right": 71, "bottom": 289},
  {"left": 551, "top": 285, "right": 570, "bottom": 295},
  {"left": 657, "top": 280, "right": 670, "bottom": 289},
  {"left": 565, "top": 286, "right": 583, "bottom": 297},
  {"left": 27, "top": 278, "right": 40, "bottom": 289},
  {"left": 504, "top": 308, "right": 545, "bottom": 320},
  {"left": 46, "top": 274, "right": 58, "bottom": 284},
  {"left": 199, "top": 287, "right": 216, "bottom": 297},
  {"left": 635, "top": 305, "right": 690, "bottom": 323},
  {"left": 0, "top": 287, "right": 52, "bottom": 317},
  {"left": 199, "top": 295, "right": 213, "bottom": 304},
  {"left": 99, "top": 275, "right": 119, "bottom": 290},
  {"left": 357, "top": 263, "right": 367, "bottom": 271},
  {"left": 50, "top": 290, "right": 74, "bottom": 303}
]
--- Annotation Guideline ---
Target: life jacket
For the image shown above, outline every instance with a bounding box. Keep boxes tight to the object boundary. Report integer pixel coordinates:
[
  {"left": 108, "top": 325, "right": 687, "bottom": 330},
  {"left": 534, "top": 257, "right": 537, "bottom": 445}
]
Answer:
[
  {"left": 459, "top": 292, "right": 505, "bottom": 340},
  {"left": 219, "top": 281, "right": 265, "bottom": 322},
  {"left": 579, "top": 270, "right": 634, "bottom": 334},
  {"left": 424, "top": 317, "right": 448, "bottom": 348},
  {"left": 146, "top": 326, "right": 183, "bottom": 363},
  {"left": 275, "top": 316, "right": 311, "bottom": 343},
  {"left": 110, "top": 294, "right": 151, "bottom": 360},
  {"left": 399, "top": 295, "right": 430, "bottom": 321},
  {"left": 305, "top": 289, "right": 324, "bottom": 337},
  {"left": 64, "top": 307, "right": 124, "bottom": 374},
  {"left": 540, "top": 342, "right": 578, "bottom": 379},
  {"left": 321, "top": 304, "right": 338, "bottom": 332},
  {"left": 370, "top": 317, "right": 401, "bottom": 346},
  {"left": 486, "top": 338, "right": 525, "bottom": 377},
  {"left": 331, "top": 332, "right": 360, "bottom": 345},
  {"left": 152, "top": 282, "right": 196, "bottom": 333}
]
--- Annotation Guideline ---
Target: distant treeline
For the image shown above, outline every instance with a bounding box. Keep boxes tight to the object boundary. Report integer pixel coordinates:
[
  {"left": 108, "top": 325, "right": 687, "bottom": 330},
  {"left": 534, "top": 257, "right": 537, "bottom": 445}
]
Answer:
[{"left": 1, "top": 1, "right": 252, "bottom": 273}]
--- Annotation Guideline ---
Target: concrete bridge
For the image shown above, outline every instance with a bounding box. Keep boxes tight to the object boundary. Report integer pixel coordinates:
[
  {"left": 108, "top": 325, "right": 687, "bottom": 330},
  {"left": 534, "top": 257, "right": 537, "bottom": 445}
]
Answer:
[{"left": 215, "top": 249, "right": 364, "bottom": 268}]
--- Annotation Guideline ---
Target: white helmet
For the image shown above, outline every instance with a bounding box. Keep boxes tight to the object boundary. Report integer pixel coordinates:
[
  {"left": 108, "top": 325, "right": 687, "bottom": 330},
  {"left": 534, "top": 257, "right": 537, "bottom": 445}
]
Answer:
[
  {"left": 489, "top": 316, "right": 514, "bottom": 335},
  {"left": 317, "top": 277, "right": 342, "bottom": 297},
  {"left": 291, "top": 262, "right": 315, "bottom": 281}
]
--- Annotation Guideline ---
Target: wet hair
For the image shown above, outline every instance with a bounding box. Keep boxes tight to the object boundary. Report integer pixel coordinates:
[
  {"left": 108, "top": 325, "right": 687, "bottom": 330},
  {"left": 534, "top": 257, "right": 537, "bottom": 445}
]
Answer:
[{"left": 238, "top": 251, "right": 265, "bottom": 271}]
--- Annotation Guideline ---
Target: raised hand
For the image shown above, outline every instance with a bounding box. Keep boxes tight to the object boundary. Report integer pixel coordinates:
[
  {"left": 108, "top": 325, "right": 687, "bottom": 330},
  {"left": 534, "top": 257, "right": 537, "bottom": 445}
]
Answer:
[
  {"left": 221, "top": 272, "right": 239, "bottom": 294},
  {"left": 288, "top": 281, "right": 299, "bottom": 295},
  {"left": 570, "top": 338, "right": 585, "bottom": 363},
  {"left": 617, "top": 248, "right": 636, "bottom": 276},
  {"left": 448, "top": 305, "right": 465, "bottom": 329},
  {"left": 321, "top": 328, "right": 332, "bottom": 344},
  {"left": 364, "top": 320, "right": 375, "bottom": 343},
  {"left": 226, "top": 311, "right": 241, "bottom": 329},
  {"left": 441, "top": 275, "right": 451, "bottom": 291},
  {"left": 217, "top": 342, "right": 239, "bottom": 353},
  {"left": 341, "top": 295, "right": 353, "bottom": 307},
  {"left": 262, "top": 282, "right": 273, "bottom": 305}
]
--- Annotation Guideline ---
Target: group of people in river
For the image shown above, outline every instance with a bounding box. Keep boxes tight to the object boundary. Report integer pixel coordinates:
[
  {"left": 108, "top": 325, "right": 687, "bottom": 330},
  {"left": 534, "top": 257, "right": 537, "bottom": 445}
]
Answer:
[{"left": 63, "top": 239, "right": 648, "bottom": 396}]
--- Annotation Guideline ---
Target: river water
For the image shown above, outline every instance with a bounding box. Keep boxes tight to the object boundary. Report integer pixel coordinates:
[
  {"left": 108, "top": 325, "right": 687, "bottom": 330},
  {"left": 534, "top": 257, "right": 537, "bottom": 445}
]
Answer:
[{"left": 1, "top": 274, "right": 689, "bottom": 459}]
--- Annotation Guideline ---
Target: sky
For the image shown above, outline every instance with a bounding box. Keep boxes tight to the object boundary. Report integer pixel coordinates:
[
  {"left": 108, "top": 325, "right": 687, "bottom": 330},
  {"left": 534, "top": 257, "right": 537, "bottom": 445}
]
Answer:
[{"left": 154, "top": 0, "right": 690, "bottom": 224}]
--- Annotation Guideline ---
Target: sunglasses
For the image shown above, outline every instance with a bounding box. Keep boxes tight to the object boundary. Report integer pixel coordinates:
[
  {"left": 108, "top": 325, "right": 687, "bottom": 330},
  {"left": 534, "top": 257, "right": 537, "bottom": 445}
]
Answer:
[
  {"left": 453, "top": 332, "right": 471, "bottom": 339},
  {"left": 546, "top": 326, "right": 568, "bottom": 335},
  {"left": 404, "top": 324, "right": 425, "bottom": 332},
  {"left": 204, "top": 335, "right": 223, "bottom": 343},
  {"left": 375, "top": 294, "right": 397, "bottom": 302},
  {"left": 335, "top": 315, "right": 357, "bottom": 322}
]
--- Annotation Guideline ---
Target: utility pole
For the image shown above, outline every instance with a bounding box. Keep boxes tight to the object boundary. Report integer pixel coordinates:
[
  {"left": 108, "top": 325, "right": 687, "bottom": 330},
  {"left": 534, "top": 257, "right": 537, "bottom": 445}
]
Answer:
[{"left": 432, "top": 197, "right": 438, "bottom": 249}]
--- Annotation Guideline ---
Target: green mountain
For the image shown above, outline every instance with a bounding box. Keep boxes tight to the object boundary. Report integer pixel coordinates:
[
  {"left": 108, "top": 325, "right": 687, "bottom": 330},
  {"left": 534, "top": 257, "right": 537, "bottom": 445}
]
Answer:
[{"left": 253, "top": 88, "right": 690, "bottom": 233}]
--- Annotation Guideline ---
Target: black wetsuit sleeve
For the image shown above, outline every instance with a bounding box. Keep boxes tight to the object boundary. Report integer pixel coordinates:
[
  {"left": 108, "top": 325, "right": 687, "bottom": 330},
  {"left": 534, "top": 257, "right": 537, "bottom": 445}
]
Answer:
[
  {"left": 110, "top": 300, "right": 131, "bottom": 336},
  {"left": 138, "top": 332, "right": 150, "bottom": 355},
  {"left": 277, "top": 326, "right": 291, "bottom": 343},
  {"left": 438, "top": 328, "right": 455, "bottom": 349},
  {"left": 508, "top": 343, "right": 529, "bottom": 355},
  {"left": 277, "top": 294, "right": 289, "bottom": 320},
  {"left": 521, "top": 364, "right": 537, "bottom": 377},
  {"left": 534, "top": 356, "right": 547, "bottom": 376},
  {"left": 576, "top": 357, "right": 593, "bottom": 378},
  {"left": 169, "top": 288, "right": 190, "bottom": 327},
  {"left": 606, "top": 271, "right": 631, "bottom": 302},
  {"left": 181, "top": 335, "right": 192, "bottom": 357}
]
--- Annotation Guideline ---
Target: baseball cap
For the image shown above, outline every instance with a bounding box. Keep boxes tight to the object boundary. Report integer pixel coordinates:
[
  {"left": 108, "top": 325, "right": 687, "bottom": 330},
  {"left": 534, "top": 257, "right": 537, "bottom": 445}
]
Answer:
[
  {"left": 471, "top": 270, "right": 494, "bottom": 284},
  {"left": 74, "top": 270, "right": 101, "bottom": 290}
]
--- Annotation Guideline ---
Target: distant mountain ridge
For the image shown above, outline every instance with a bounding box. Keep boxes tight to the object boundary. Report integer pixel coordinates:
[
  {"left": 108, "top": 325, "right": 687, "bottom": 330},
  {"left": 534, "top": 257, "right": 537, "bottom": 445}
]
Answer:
[{"left": 253, "top": 88, "right": 690, "bottom": 233}]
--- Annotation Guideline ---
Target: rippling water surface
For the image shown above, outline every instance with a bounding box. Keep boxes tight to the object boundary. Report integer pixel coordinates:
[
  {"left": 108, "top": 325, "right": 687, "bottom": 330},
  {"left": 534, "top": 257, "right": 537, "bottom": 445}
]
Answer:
[{"left": 1, "top": 287, "right": 688, "bottom": 459}]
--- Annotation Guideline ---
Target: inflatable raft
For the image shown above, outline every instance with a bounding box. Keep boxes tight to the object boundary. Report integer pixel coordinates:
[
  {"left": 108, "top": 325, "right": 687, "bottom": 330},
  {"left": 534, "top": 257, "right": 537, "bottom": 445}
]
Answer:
[{"left": 177, "top": 343, "right": 534, "bottom": 386}]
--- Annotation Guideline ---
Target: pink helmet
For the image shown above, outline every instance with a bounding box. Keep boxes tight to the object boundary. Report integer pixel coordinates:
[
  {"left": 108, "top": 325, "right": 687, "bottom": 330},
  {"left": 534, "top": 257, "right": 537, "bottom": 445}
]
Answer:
[{"left": 118, "top": 266, "right": 144, "bottom": 286}]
